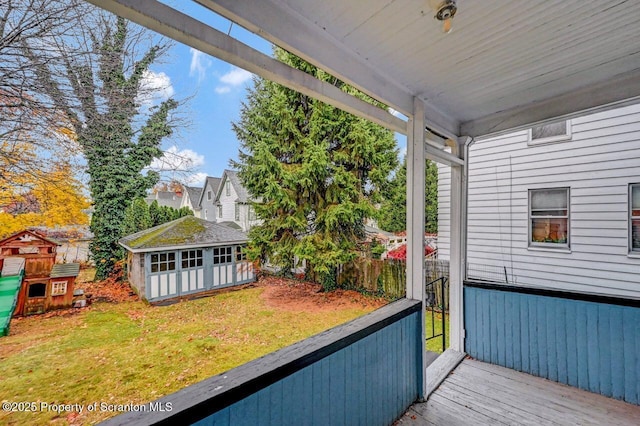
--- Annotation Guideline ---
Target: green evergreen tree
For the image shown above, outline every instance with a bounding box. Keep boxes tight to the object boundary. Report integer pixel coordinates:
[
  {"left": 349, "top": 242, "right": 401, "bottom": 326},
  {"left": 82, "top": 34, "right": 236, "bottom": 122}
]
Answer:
[
  {"left": 148, "top": 200, "right": 162, "bottom": 226},
  {"left": 232, "top": 48, "right": 397, "bottom": 290},
  {"left": 378, "top": 157, "right": 438, "bottom": 234},
  {"left": 121, "top": 198, "right": 152, "bottom": 235}
]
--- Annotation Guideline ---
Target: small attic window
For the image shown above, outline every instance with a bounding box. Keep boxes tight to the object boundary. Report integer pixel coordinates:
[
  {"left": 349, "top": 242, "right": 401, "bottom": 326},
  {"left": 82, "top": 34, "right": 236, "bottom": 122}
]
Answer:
[{"left": 528, "top": 120, "right": 571, "bottom": 145}]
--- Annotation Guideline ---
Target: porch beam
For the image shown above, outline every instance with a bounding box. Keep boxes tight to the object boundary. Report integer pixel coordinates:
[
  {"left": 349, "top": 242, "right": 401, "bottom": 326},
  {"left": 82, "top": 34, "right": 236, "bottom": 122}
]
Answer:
[
  {"left": 448, "top": 137, "right": 469, "bottom": 352},
  {"left": 424, "top": 144, "right": 464, "bottom": 167},
  {"left": 195, "top": 0, "right": 461, "bottom": 139},
  {"left": 406, "top": 97, "right": 427, "bottom": 398},
  {"left": 86, "top": 0, "right": 407, "bottom": 134},
  {"left": 461, "top": 70, "right": 640, "bottom": 138}
]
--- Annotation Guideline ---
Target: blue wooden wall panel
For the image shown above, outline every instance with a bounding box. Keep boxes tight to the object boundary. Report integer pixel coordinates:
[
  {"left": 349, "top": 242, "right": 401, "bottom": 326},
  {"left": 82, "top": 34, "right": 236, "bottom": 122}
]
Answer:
[
  {"left": 196, "top": 311, "right": 421, "bottom": 425},
  {"left": 465, "top": 286, "right": 640, "bottom": 405}
]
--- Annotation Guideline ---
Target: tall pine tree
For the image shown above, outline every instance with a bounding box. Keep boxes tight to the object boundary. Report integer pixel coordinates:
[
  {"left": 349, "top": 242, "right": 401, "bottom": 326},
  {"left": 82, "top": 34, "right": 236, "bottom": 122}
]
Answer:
[
  {"left": 232, "top": 49, "right": 397, "bottom": 289},
  {"left": 378, "top": 157, "right": 439, "bottom": 234}
]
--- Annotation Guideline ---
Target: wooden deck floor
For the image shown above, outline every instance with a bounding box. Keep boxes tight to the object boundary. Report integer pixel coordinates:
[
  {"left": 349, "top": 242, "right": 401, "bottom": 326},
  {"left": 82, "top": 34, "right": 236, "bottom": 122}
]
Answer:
[{"left": 397, "top": 358, "right": 640, "bottom": 426}]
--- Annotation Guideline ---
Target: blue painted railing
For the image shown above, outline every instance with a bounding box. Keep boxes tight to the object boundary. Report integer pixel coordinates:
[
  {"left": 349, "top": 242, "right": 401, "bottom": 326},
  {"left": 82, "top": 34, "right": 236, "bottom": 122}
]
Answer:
[
  {"left": 101, "top": 298, "right": 423, "bottom": 425},
  {"left": 464, "top": 282, "right": 640, "bottom": 404}
]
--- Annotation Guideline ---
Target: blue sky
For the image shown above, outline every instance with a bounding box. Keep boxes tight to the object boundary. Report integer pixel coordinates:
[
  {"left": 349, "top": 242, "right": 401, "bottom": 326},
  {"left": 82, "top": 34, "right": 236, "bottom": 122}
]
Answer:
[{"left": 148, "top": 1, "right": 406, "bottom": 187}]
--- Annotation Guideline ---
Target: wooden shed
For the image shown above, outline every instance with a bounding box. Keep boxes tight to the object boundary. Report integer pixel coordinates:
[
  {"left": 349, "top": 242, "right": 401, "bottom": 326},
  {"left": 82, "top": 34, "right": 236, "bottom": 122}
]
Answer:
[
  {"left": 0, "top": 230, "right": 80, "bottom": 316},
  {"left": 119, "top": 216, "right": 255, "bottom": 303}
]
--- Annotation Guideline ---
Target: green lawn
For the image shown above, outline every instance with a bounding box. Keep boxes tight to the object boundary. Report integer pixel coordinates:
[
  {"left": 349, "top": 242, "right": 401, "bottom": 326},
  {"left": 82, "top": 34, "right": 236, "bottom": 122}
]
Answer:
[
  {"left": 0, "top": 286, "right": 377, "bottom": 425},
  {"left": 425, "top": 309, "right": 449, "bottom": 353}
]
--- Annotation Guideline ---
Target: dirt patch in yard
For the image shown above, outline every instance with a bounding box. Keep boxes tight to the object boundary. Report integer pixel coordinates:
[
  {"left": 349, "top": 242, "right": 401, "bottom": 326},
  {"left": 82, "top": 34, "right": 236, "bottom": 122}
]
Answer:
[{"left": 258, "top": 276, "right": 388, "bottom": 312}]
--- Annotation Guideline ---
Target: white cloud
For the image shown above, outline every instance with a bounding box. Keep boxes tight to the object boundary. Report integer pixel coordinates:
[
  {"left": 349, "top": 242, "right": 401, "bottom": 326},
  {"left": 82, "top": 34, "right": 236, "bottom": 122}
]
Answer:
[
  {"left": 215, "top": 66, "right": 253, "bottom": 95},
  {"left": 184, "top": 172, "right": 208, "bottom": 186},
  {"left": 150, "top": 146, "right": 205, "bottom": 172},
  {"left": 220, "top": 67, "right": 253, "bottom": 85},
  {"left": 189, "top": 48, "right": 210, "bottom": 82},
  {"left": 138, "top": 70, "right": 174, "bottom": 105}
]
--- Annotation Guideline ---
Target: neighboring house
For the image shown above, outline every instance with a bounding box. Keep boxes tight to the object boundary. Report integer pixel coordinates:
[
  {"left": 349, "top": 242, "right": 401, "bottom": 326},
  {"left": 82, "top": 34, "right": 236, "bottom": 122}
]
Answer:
[
  {"left": 215, "top": 170, "right": 260, "bottom": 232},
  {"left": 145, "top": 190, "right": 183, "bottom": 209},
  {"left": 197, "top": 176, "right": 222, "bottom": 221},
  {"left": 119, "top": 215, "right": 255, "bottom": 303},
  {"left": 438, "top": 103, "right": 640, "bottom": 299},
  {"left": 180, "top": 185, "right": 203, "bottom": 218}
]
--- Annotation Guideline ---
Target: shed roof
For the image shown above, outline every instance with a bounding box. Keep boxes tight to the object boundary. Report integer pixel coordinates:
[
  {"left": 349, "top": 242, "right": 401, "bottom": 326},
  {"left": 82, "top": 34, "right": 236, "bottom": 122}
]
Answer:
[
  {"left": 50, "top": 263, "right": 80, "bottom": 278},
  {"left": 119, "top": 215, "right": 248, "bottom": 253}
]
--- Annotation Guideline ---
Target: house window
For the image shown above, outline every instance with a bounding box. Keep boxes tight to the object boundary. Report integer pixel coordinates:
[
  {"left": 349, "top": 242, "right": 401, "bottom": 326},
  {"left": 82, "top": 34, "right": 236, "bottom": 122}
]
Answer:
[
  {"left": 630, "top": 184, "right": 640, "bottom": 252},
  {"left": 213, "top": 247, "right": 233, "bottom": 265},
  {"left": 28, "top": 283, "right": 46, "bottom": 298},
  {"left": 235, "top": 246, "right": 246, "bottom": 262},
  {"left": 528, "top": 120, "right": 571, "bottom": 145},
  {"left": 529, "top": 188, "right": 570, "bottom": 248},
  {"left": 207, "top": 191, "right": 212, "bottom": 200},
  {"left": 204, "top": 209, "right": 208, "bottom": 219},
  {"left": 51, "top": 281, "right": 68, "bottom": 296},
  {"left": 226, "top": 181, "right": 231, "bottom": 196},
  {"left": 235, "top": 203, "right": 240, "bottom": 221},
  {"left": 150, "top": 252, "right": 176, "bottom": 273},
  {"left": 181, "top": 249, "right": 203, "bottom": 269},
  {"left": 249, "top": 206, "right": 256, "bottom": 221}
]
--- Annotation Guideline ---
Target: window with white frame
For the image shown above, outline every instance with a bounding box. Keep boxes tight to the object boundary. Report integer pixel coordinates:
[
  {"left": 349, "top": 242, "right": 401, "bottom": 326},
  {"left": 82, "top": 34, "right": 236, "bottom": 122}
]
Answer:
[
  {"left": 528, "top": 120, "right": 571, "bottom": 145},
  {"left": 51, "top": 281, "right": 68, "bottom": 296},
  {"left": 235, "top": 203, "right": 240, "bottom": 221},
  {"left": 630, "top": 184, "right": 640, "bottom": 252},
  {"left": 150, "top": 252, "right": 176, "bottom": 273},
  {"left": 226, "top": 181, "right": 231, "bottom": 196},
  {"left": 181, "top": 249, "right": 203, "bottom": 269},
  {"left": 207, "top": 190, "right": 212, "bottom": 200},
  {"left": 248, "top": 206, "right": 256, "bottom": 221},
  {"left": 213, "top": 246, "right": 233, "bottom": 264},
  {"left": 218, "top": 205, "right": 222, "bottom": 218},
  {"left": 529, "top": 188, "right": 570, "bottom": 248}
]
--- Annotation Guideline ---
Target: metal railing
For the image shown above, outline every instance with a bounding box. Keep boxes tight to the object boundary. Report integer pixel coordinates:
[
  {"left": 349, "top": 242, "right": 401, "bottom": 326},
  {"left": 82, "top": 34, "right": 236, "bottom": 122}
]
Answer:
[{"left": 425, "top": 276, "right": 447, "bottom": 352}]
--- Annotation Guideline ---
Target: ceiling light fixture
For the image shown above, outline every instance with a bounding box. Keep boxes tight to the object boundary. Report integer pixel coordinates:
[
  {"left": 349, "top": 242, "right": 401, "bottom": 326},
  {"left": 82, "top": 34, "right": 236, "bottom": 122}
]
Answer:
[{"left": 429, "top": 0, "right": 457, "bottom": 34}]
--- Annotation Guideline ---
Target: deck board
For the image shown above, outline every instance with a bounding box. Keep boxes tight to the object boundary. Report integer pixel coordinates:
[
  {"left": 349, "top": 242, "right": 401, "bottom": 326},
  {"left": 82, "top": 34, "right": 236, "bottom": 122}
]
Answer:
[{"left": 397, "top": 358, "right": 640, "bottom": 426}]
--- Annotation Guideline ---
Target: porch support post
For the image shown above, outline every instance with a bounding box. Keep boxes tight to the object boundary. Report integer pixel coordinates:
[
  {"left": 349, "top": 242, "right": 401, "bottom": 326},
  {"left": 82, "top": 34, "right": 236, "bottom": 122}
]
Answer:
[
  {"left": 449, "top": 137, "right": 469, "bottom": 352},
  {"left": 406, "top": 97, "right": 426, "bottom": 398}
]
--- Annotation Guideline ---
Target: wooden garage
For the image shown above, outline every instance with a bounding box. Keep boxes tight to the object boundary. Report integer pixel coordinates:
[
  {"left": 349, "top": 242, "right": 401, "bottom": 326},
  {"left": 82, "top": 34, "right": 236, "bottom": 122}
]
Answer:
[{"left": 119, "top": 216, "right": 255, "bottom": 303}]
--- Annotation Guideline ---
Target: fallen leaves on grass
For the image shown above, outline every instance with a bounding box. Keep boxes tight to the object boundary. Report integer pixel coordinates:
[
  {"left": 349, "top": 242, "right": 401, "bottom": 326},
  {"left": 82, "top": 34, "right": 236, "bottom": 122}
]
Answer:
[{"left": 259, "top": 276, "right": 387, "bottom": 312}]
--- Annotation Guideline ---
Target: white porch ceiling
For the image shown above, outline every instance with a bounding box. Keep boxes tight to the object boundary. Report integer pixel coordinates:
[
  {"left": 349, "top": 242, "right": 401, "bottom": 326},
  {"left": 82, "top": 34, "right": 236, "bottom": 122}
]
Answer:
[{"left": 196, "top": 0, "right": 640, "bottom": 138}]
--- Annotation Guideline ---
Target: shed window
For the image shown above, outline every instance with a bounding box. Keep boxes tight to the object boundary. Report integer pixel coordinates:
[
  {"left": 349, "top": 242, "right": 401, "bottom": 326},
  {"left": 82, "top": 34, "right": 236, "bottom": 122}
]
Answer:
[
  {"left": 213, "top": 247, "right": 233, "bottom": 265},
  {"left": 235, "top": 246, "right": 246, "bottom": 262},
  {"left": 150, "top": 252, "right": 176, "bottom": 273},
  {"left": 51, "top": 281, "right": 67, "bottom": 296},
  {"left": 528, "top": 120, "right": 571, "bottom": 145},
  {"left": 529, "top": 188, "right": 569, "bottom": 248},
  {"left": 181, "top": 249, "right": 203, "bottom": 268},
  {"left": 28, "top": 283, "right": 46, "bottom": 298},
  {"left": 631, "top": 184, "right": 640, "bottom": 252},
  {"left": 235, "top": 203, "right": 240, "bottom": 221}
]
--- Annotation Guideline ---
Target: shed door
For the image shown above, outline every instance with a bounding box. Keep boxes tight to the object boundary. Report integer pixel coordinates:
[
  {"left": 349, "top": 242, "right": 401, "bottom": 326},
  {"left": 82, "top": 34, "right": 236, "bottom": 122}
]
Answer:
[
  {"left": 148, "top": 252, "right": 178, "bottom": 299},
  {"left": 212, "top": 247, "right": 233, "bottom": 286},
  {"left": 180, "top": 249, "right": 204, "bottom": 294}
]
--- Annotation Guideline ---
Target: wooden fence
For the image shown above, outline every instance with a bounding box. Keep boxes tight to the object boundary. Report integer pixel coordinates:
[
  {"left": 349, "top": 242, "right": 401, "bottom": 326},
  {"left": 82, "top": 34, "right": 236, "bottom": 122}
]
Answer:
[{"left": 337, "top": 258, "right": 449, "bottom": 303}]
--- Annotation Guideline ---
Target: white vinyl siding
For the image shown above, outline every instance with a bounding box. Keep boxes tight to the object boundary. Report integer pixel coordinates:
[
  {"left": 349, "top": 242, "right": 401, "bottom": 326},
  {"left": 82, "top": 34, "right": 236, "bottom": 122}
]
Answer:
[{"left": 438, "top": 103, "right": 640, "bottom": 299}]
